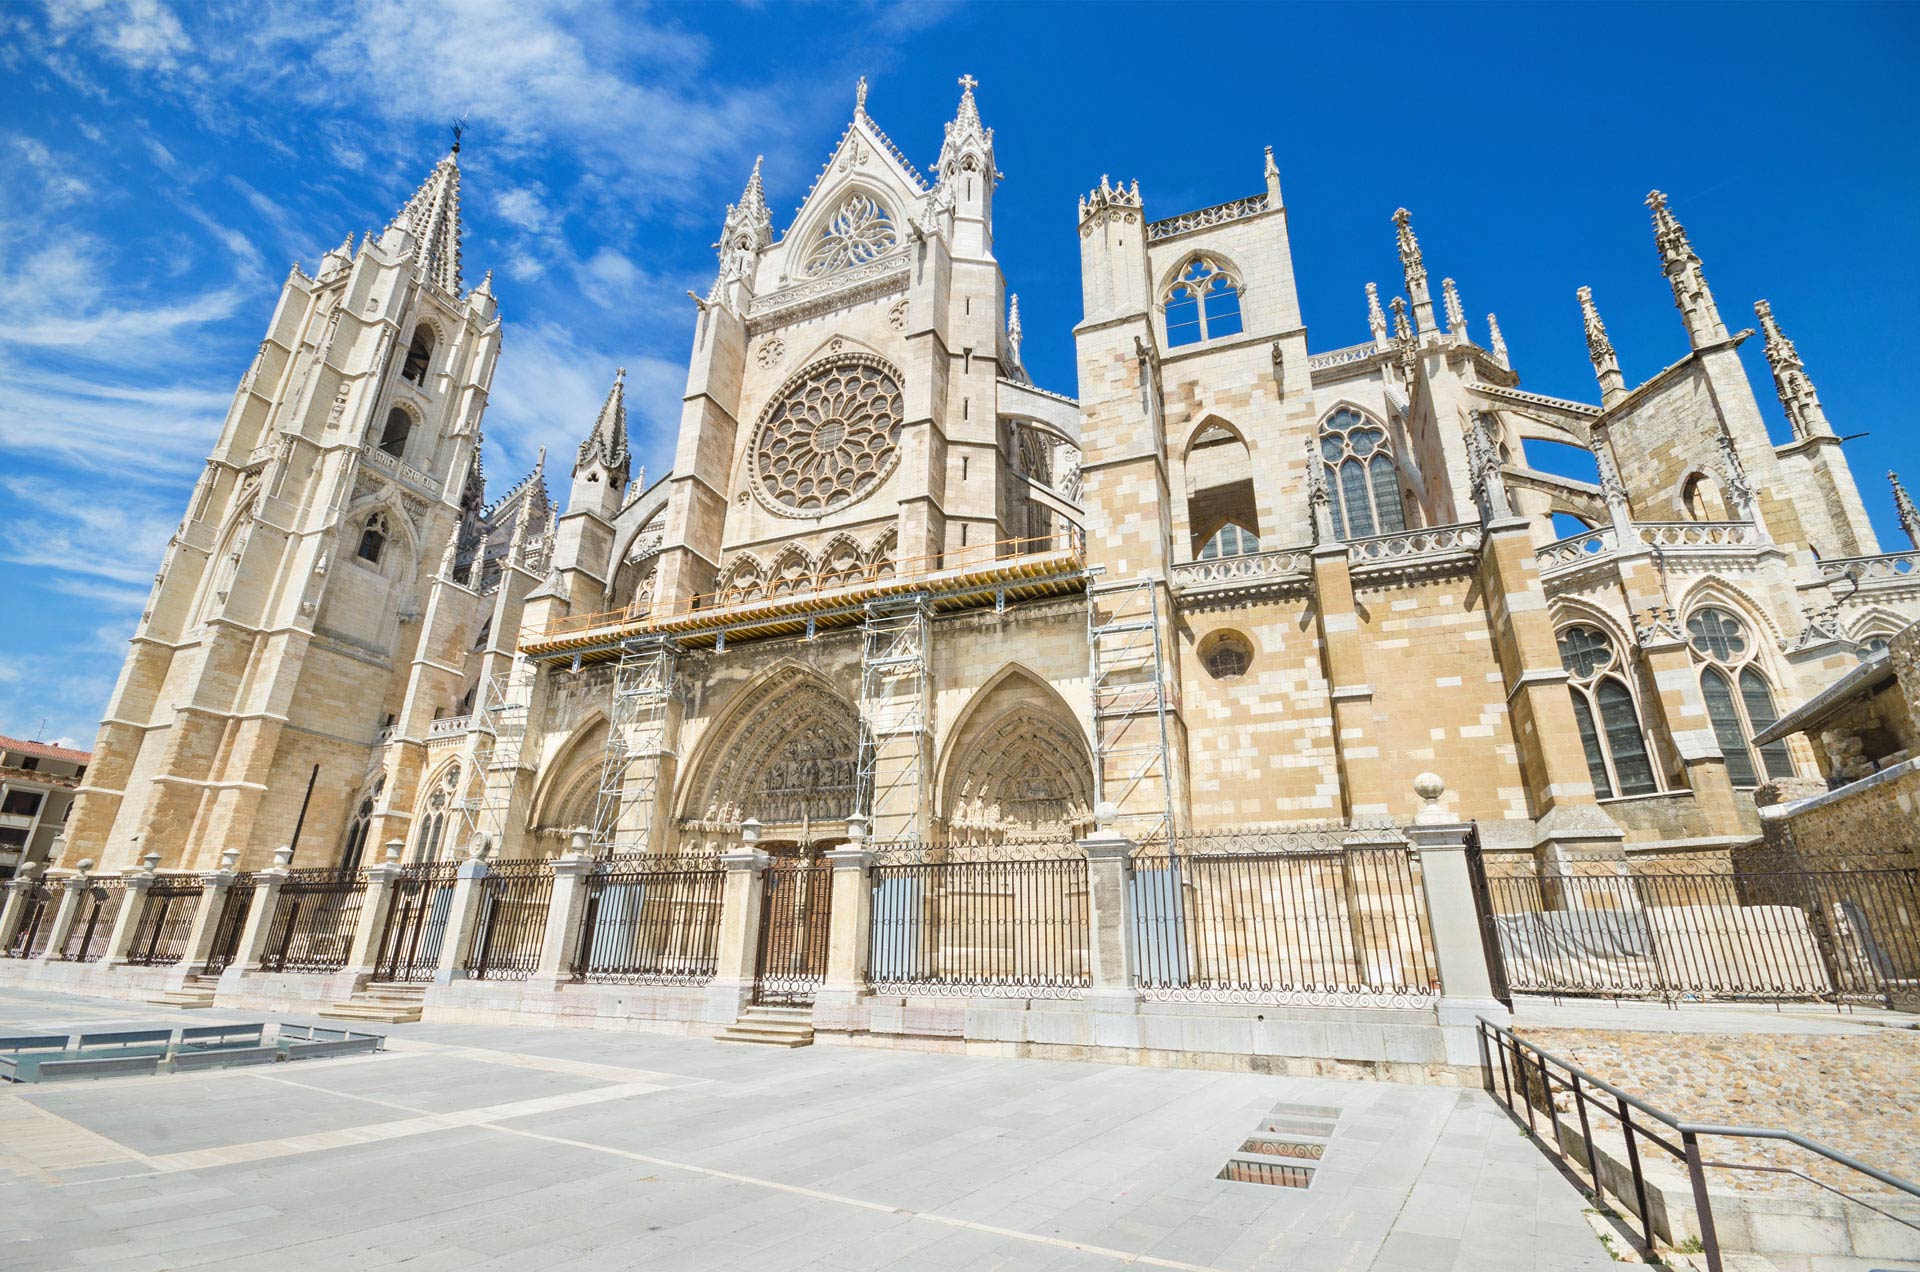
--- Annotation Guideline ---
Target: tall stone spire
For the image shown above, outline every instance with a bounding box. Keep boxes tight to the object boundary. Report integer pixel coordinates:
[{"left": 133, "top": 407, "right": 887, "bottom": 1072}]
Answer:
[
  {"left": 1647, "top": 190, "right": 1727, "bottom": 350},
  {"left": 1892, "top": 471, "right": 1920, "bottom": 549},
  {"left": 575, "top": 367, "right": 631, "bottom": 484},
  {"left": 1486, "top": 312, "right": 1509, "bottom": 369},
  {"left": 1754, "top": 299, "right": 1833, "bottom": 439},
  {"left": 1263, "top": 144, "right": 1283, "bottom": 207},
  {"left": 385, "top": 142, "right": 464, "bottom": 295},
  {"left": 1578, "top": 286, "right": 1626, "bottom": 406},
  {"left": 1392, "top": 209, "right": 1435, "bottom": 338},
  {"left": 1005, "top": 292, "right": 1027, "bottom": 381},
  {"left": 1441, "top": 277, "right": 1467, "bottom": 341},
  {"left": 936, "top": 72, "right": 995, "bottom": 185},
  {"left": 1366, "top": 282, "right": 1388, "bottom": 349}
]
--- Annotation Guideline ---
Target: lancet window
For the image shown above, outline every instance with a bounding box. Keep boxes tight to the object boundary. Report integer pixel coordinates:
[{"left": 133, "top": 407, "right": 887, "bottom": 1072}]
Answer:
[
  {"left": 1555, "top": 626, "right": 1657, "bottom": 799},
  {"left": 1163, "top": 257, "right": 1243, "bottom": 347},
  {"left": 357, "top": 512, "right": 390, "bottom": 565},
  {"left": 378, "top": 407, "right": 412, "bottom": 458},
  {"left": 1319, "top": 410, "right": 1407, "bottom": 540},
  {"left": 401, "top": 326, "right": 434, "bottom": 384},
  {"left": 1686, "top": 607, "right": 1793, "bottom": 787}
]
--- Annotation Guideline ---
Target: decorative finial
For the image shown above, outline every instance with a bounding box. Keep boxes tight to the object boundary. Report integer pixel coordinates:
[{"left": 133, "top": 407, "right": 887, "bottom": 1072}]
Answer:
[
  {"left": 1486, "top": 312, "right": 1509, "bottom": 368},
  {"left": 615, "top": 365, "right": 626, "bottom": 383},
  {"left": 1578, "top": 285, "right": 1625, "bottom": 404},
  {"left": 1392, "top": 207, "right": 1434, "bottom": 335},
  {"left": 1366, "top": 282, "right": 1387, "bottom": 346},
  {"left": 1263, "top": 145, "right": 1277, "bottom": 179},
  {"left": 1441, "top": 277, "right": 1466, "bottom": 338},
  {"left": 1890, "top": 471, "right": 1920, "bottom": 549},
  {"left": 855, "top": 76, "right": 868, "bottom": 115},
  {"left": 1646, "top": 189, "right": 1726, "bottom": 349},
  {"left": 1754, "top": 299, "right": 1830, "bottom": 440}
]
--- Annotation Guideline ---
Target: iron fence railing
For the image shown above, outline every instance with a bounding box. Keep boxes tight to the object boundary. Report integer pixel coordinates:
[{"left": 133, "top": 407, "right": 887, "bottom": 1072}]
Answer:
[
  {"left": 1484, "top": 867, "right": 1920, "bottom": 1005},
  {"left": 1479, "top": 1017, "right": 1920, "bottom": 1271},
  {"left": 465, "top": 860, "right": 553, "bottom": 981},
  {"left": 374, "top": 862, "right": 459, "bottom": 983},
  {"left": 260, "top": 869, "right": 367, "bottom": 973},
  {"left": 868, "top": 857, "right": 1090, "bottom": 997},
  {"left": 59, "top": 879, "right": 127, "bottom": 963},
  {"left": 125, "top": 878, "right": 203, "bottom": 966},
  {"left": 1132, "top": 838, "right": 1437, "bottom": 1006},
  {"left": 4, "top": 880, "right": 55, "bottom": 958},
  {"left": 753, "top": 859, "right": 833, "bottom": 1005},
  {"left": 201, "top": 876, "right": 254, "bottom": 976},
  {"left": 571, "top": 863, "right": 724, "bottom": 985}
]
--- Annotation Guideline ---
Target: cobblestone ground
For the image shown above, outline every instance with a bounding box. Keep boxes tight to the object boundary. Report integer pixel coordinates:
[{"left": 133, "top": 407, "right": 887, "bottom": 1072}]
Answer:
[{"left": 1516, "top": 1024, "right": 1920, "bottom": 1197}]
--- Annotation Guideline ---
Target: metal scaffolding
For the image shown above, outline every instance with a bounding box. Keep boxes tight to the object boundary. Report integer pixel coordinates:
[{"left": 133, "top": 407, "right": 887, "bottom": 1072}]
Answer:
[
  {"left": 857, "top": 593, "right": 931, "bottom": 853},
  {"left": 589, "top": 635, "right": 678, "bottom": 857},
  {"left": 1087, "top": 576, "right": 1177, "bottom": 849},
  {"left": 456, "top": 659, "right": 538, "bottom": 855}
]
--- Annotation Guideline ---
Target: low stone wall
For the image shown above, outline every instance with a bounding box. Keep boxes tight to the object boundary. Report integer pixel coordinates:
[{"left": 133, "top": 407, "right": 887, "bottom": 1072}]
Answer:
[{"left": 1761, "top": 757, "right": 1920, "bottom": 873}]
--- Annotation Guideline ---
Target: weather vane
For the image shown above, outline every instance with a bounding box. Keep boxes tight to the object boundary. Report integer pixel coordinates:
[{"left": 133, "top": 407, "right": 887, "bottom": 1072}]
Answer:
[{"left": 451, "top": 117, "right": 467, "bottom": 154}]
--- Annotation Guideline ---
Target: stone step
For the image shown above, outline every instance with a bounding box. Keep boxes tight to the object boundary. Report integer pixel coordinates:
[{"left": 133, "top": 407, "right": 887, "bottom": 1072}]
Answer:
[
  {"left": 715, "top": 1008, "right": 816, "bottom": 1047},
  {"left": 317, "top": 1001, "right": 423, "bottom": 1024},
  {"left": 146, "top": 989, "right": 217, "bottom": 1010}
]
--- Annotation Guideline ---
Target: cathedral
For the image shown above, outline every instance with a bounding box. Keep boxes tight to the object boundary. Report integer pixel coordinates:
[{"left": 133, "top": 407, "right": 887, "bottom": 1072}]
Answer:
[{"left": 63, "top": 77, "right": 1920, "bottom": 882}]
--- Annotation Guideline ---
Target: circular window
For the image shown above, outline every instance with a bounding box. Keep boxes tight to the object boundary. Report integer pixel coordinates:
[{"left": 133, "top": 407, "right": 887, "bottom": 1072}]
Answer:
[
  {"left": 1555, "top": 626, "right": 1614, "bottom": 680},
  {"left": 1200, "top": 631, "right": 1253, "bottom": 680},
  {"left": 1686, "top": 607, "right": 1748, "bottom": 663},
  {"left": 749, "top": 355, "right": 905, "bottom": 518}
]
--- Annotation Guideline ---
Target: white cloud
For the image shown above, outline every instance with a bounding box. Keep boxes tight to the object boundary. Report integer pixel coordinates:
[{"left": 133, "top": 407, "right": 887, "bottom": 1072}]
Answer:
[
  {"left": 485, "top": 318, "right": 682, "bottom": 486},
  {"left": 42, "top": 0, "right": 191, "bottom": 72},
  {"left": 495, "top": 184, "right": 555, "bottom": 234},
  {"left": 0, "top": 235, "right": 250, "bottom": 361}
]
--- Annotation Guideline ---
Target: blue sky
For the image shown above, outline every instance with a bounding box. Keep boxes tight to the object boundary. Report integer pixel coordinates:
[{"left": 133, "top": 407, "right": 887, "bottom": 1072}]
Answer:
[{"left": 2, "top": 1, "right": 1916, "bottom": 748}]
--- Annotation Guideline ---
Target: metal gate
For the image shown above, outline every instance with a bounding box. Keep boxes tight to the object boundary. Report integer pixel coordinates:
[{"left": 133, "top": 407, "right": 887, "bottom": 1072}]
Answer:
[
  {"left": 374, "top": 862, "right": 458, "bottom": 982},
  {"left": 1463, "top": 824, "right": 1514, "bottom": 1009},
  {"left": 752, "top": 859, "right": 833, "bottom": 1006},
  {"left": 125, "top": 879, "right": 202, "bottom": 966},
  {"left": 5, "top": 880, "right": 53, "bottom": 958},
  {"left": 202, "top": 875, "right": 254, "bottom": 975}
]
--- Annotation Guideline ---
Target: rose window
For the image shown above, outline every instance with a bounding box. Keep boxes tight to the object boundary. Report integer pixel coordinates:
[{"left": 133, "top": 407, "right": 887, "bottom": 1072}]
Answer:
[
  {"left": 802, "top": 193, "right": 898, "bottom": 278},
  {"left": 751, "top": 355, "right": 904, "bottom": 517}
]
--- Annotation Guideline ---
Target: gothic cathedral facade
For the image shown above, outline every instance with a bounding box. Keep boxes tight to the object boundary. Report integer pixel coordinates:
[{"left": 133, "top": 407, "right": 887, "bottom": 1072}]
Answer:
[{"left": 66, "top": 81, "right": 1920, "bottom": 875}]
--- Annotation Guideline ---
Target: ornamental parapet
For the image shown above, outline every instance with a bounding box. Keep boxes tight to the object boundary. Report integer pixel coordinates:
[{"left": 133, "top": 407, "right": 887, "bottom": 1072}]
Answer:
[
  {"left": 1634, "top": 520, "right": 1758, "bottom": 549},
  {"left": 1145, "top": 192, "right": 1271, "bottom": 241},
  {"left": 1816, "top": 550, "right": 1919, "bottom": 594},
  {"left": 1537, "top": 526, "right": 1619, "bottom": 579},
  {"left": 1305, "top": 342, "right": 1383, "bottom": 373},
  {"left": 1169, "top": 546, "right": 1311, "bottom": 600},
  {"left": 1347, "top": 523, "right": 1483, "bottom": 582}
]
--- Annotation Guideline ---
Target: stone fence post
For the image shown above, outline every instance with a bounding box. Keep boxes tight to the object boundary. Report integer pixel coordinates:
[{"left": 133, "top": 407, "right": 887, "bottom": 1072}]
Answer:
[
  {"left": 33, "top": 868, "right": 92, "bottom": 965},
  {"left": 1077, "top": 805, "right": 1140, "bottom": 1011},
  {"left": 219, "top": 847, "right": 292, "bottom": 989},
  {"left": 166, "top": 849, "right": 241, "bottom": 985},
  {"left": 815, "top": 816, "right": 873, "bottom": 1034},
  {"left": 101, "top": 856, "right": 162, "bottom": 967},
  {"left": 433, "top": 847, "right": 492, "bottom": 984},
  {"left": 0, "top": 863, "right": 46, "bottom": 953},
  {"left": 1406, "top": 774, "right": 1511, "bottom": 1064},
  {"left": 533, "top": 831, "right": 597, "bottom": 991},
  {"left": 334, "top": 841, "right": 406, "bottom": 997},
  {"left": 707, "top": 829, "right": 771, "bottom": 1024}
]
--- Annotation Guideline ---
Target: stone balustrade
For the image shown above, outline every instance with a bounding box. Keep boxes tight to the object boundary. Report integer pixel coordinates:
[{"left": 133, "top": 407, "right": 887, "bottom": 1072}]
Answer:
[
  {"left": 1306, "top": 342, "right": 1381, "bottom": 372},
  {"left": 1347, "top": 523, "right": 1483, "bottom": 565},
  {"left": 1537, "top": 526, "right": 1619, "bottom": 575},
  {"left": 1146, "top": 192, "right": 1270, "bottom": 241},
  {"left": 427, "top": 715, "right": 472, "bottom": 739},
  {"left": 1169, "top": 546, "right": 1310, "bottom": 594},
  {"left": 1635, "top": 520, "right": 1758, "bottom": 549},
  {"left": 1816, "top": 550, "right": 1919, "bottom": 590}
]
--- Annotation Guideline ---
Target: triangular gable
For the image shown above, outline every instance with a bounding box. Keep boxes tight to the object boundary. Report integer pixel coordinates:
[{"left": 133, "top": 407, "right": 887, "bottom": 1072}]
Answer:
[{"left": 779, "top": 106, "right": 929, "bottom": 264}]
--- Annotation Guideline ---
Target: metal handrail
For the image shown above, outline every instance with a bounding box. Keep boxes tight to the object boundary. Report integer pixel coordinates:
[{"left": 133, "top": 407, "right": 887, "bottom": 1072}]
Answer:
[{"left": 1478, "top": 1016, "right": 1919, "bottom": 1271}]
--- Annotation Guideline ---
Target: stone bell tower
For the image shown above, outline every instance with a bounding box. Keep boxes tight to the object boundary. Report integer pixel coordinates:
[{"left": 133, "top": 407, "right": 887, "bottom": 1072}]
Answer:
[{"left": 66, "top": 141, "right": 502, "bottom": 872}]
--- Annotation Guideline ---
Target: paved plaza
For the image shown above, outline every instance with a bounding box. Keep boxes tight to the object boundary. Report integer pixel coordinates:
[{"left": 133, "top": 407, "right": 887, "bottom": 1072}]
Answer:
[{"left": 0, "top": 987, "right": 1614, "bottom": 1271}]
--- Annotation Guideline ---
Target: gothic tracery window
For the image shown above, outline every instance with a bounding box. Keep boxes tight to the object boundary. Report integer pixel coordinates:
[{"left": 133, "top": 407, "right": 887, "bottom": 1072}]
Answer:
[
  {"left": 412, "top": 764, "right": 459, "bottom": 863},
  {"left": 751, "top": 355, "right": 905, "bottom": 517},
  {"left": 1200, "top": 630, "right": 1253, "bottom": 680},
  {"left": 1686, "top": 607, "right": 1793, "bottom": 787},
  {"left": 357, "top": 512, "right": 390, "bottom": 565},
  {"left": 1163, "top": 257, "right": 1243, "bottom": 347},
  {"left": 1198, "top": 523, "right": 1259, "bottom": 559},
  {"left": 401, "top": 326, "right": 433, "bottom": 384},
  {"left": 1556, "top": 626, "right": 1657, "bottom": 800},
  {"left": 802, "top": 192, "right": 899, "bottom": 277},
  {"left": 1319, "top": 410, "right": 1408, "bottom": 540}
]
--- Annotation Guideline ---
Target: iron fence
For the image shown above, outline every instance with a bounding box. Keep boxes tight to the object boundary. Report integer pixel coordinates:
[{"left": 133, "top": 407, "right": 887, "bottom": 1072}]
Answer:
[
  {"left": 1484, "top": 867, "right": 1920, "bottom": 1005},
  {"left": 374, "top": 862, "right": 459, "bottom": 982},
  {"left": 59, "top": 879, "right": 126, "bottom": 963},
  {"left": 4, "top": 880, "right": 54, "bottom": 958},
  {"left": 465, "top": 860, "right": 553, "bottom": 981},
  {"left": 868, "top": 857, "right": 1090, "bottom": 997},
  {"left": 571, "top": 862, "right": 724, "bottom": 985},
  {"left": 1132, "top": 836, "right": 1438, "bottom": 1006},
  {"left": 752, "top": 859, "right": 832, "bottom": 1005},
  {"left": 260, "top": 869, "right": 367, "bottom": 973},
  {"left": 201, "top": 876, "right": 254, "bottom": 976},
  {"left": 125, "top": 878, "right": 203, "bottom": 966}
]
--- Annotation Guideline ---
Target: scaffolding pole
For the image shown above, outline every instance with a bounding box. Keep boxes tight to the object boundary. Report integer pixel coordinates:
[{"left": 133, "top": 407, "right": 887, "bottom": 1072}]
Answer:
[
  {"left": 1087, "top": 576, "right": 1176, "bottom": 850},
  {"left": 857, "top": 593, "right": 930, "bottom": 855},
  {"left": 589, "top": 635, "right": 678, "bottom": 858},
  {"left": 456, "top": 658, "right": 538, "bottom": 857}
]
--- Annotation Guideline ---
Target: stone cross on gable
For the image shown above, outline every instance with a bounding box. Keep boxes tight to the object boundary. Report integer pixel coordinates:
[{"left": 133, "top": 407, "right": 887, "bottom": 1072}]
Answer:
[{"left": 959, "top": 74, "right": 977, "bottom": 92}]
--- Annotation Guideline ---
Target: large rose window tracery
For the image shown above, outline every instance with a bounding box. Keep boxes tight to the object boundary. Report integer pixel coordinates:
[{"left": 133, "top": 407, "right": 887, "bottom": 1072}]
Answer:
[{"left": 750, "top": 355, "right": 904, "bottom": 517}]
